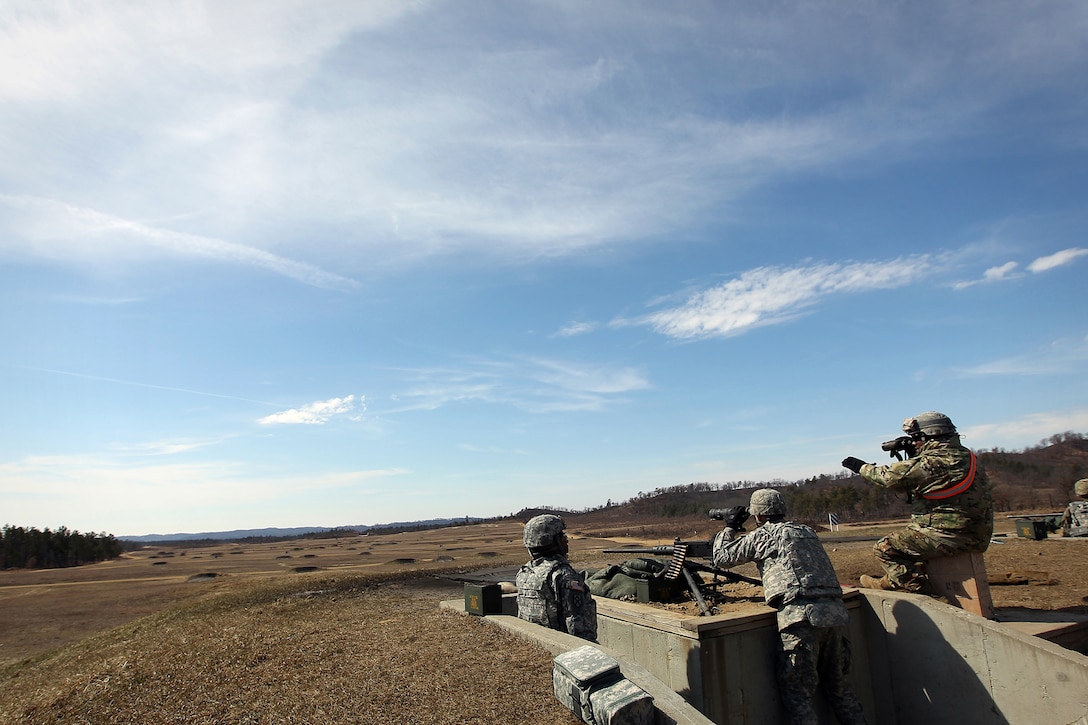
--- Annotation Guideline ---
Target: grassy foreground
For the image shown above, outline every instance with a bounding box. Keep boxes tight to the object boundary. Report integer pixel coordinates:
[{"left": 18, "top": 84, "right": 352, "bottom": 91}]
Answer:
[{"left": 1, "top": 569, "right": 581, "bottom": 724}]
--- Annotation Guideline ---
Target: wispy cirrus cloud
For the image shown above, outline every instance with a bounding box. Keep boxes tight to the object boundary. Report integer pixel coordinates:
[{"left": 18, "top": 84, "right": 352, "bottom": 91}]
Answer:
[
  {"left": 258, "top": 395, "right": 365, "bottom": 425},
  {"left": 0, "top": 195, "right": 359, "bottom": 291},
  {"left": 553, "top": 321, "right": 597, "bottom": 338},
  {"left": 388, "top": 356, "right": 649, "bottom": 414},
  {"left": 956, "top": 336, "right": 1088, "bottom": 377},
  {"left": 109, "top": 437, "right": 231, "bottom": 456},
  {"left": 5, "top": 3, "right": 1086, "bottom": 270},
  {"left": 952, "top": 261, "right": 1021, "bottom": 290},
  {"left": 4, "top": 363, "right": 280, "bottom": 406},
  {"left": 623, "top": 256, "right": 931, "bottom": 340}
]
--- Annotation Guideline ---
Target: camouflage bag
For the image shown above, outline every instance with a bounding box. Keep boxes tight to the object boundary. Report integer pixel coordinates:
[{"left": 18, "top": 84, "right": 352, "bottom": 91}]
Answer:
[
  {"left": 553, "top": 645, "right": 655, "bottom": 725},
  {"left": 585, "top": 558, "right": 675, "bottom": 600}
]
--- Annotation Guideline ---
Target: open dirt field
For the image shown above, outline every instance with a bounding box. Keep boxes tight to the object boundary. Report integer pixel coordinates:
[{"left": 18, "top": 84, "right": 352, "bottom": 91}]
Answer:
[
  {"left": 0, "top": 522, "right": 539, "bottom": 668},
  {"left": 1, "top": 516, "right": 1085, "bottom": 722}
]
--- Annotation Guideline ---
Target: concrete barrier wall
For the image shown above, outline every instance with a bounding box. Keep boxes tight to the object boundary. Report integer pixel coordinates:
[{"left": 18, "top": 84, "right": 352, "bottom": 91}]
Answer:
[
  {"left": 446, "top": 589, "right": 1088, "bottom": 725},
  {"left": 595, "top": 592, "right": 877, "bottom": 725},
  {"left": 595, "top": 589, "right": 1088, "bottom": 725},
  {"left": 859, "top": 590, "right": 1088, "bottom": 725}
]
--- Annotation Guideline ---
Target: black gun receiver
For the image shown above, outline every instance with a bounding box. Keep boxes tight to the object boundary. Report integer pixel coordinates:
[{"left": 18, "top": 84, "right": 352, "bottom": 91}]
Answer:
[{"left": 603, "top": 537, "right": 762, "bottom": 616}]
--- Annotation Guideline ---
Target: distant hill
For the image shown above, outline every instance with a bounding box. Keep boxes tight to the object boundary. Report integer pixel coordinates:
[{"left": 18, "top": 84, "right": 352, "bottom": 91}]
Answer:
[
  {"left": 121, "top": 517, "right": 484, "bottom": 544},
  {"left": 121, "top": 527, "right": 335, "bottom": 543},
  {"left": 544, "top": 432, "right": 1088, "bottom": 539},
  {"left": 121, "top": 433, "right": 1087, "bottom": 545}
]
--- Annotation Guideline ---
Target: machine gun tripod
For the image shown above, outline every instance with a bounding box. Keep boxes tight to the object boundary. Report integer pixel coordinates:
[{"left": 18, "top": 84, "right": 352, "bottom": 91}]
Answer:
[{"left": 603, "top": 537, "right": 761, "bottom": 616}]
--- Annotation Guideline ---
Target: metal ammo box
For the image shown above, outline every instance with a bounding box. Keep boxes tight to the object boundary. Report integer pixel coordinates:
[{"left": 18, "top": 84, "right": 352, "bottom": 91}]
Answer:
[
  {"left": 464, "top": 582, "right": 503, "bottom": 615},
  {"left": 1015, "top": 518, "right": 1049, "bottom": 540},
  {"left": 635, "top": 577, "right": 675, "bottom": 604}
]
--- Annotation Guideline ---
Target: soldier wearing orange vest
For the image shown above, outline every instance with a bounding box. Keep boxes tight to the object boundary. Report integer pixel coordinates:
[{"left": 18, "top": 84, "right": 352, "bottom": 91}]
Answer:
[{"left": 842, "top": 411, "right": 993, "bottom": 594}]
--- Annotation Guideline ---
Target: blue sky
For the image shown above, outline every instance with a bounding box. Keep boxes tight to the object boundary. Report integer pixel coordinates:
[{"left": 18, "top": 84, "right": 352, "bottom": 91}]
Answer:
[{"left": 2, "top": 1, "right": 1086, "bottom": 537}]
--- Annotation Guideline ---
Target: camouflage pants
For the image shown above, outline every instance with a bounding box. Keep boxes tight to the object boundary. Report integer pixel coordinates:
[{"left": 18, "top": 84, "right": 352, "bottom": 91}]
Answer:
[
  {"left": 777, "top": 623, "right": 868, "bottom": 725},
  {"left": 874, "top": 523, "right": 979, "bottom": 592}
]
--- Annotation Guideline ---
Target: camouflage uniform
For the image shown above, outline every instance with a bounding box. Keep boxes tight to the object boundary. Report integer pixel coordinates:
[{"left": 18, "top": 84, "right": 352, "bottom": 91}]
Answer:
[
  {"left": 516, "top": 556, "right": 598, "bottom": 642},
  {"left": 858, "top": 436, "right": 993, "bottom": 592},
  {"left": 713, "top": 520, "right": 868, "bottom": 725},
  {"left": 1059, "top": 479, "right": 1088, "bottom": 537},
  {"left": 1061, "top": 502, "right": 1088, "bottom": 537}
]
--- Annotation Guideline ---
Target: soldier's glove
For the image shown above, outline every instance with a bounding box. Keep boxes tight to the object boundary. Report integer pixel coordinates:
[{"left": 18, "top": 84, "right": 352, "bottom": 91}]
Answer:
[
  {"left": 841, "top": 456, "right": 866, "bottom": 474},
  {"left": 723, "top": 505, "right": 750, "bottom": 530}
]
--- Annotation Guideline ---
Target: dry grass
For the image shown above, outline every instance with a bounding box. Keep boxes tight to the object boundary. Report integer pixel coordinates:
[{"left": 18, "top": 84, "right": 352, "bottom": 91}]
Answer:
[
  {"left": 0, "top": 522, "right": 540, "bottom": 667},
  {"left": 2, "top": 517, "right": 1085, "bottom": 723},
  {"left": 1, "top": 571, "right": 581, "bottom": 724}
]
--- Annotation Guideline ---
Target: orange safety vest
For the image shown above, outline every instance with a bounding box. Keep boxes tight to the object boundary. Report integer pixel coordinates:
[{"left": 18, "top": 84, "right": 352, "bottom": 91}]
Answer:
[{"left": 921, "top": 451, "right": 977, "bottom": 500}]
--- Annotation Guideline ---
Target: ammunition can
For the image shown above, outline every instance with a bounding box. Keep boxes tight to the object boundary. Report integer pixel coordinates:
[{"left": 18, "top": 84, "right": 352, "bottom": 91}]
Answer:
[
  {"left": 635, "top": 578, "right": 672, "bottom": 603},
  {"left": 1015, "top": 519, "right": 1048, "bottom": 540},
  {"left": 464, "top": 583, "right": 502, "bottom": 615}
]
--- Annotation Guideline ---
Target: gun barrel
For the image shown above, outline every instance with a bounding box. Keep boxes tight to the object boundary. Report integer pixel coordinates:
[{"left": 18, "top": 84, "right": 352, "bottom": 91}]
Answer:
[
  {"left": 685, "top": 561, "right": 763, "bottom": 587},
  {"left": 602, "top": 547, "right": 670, "bottom": 555}
]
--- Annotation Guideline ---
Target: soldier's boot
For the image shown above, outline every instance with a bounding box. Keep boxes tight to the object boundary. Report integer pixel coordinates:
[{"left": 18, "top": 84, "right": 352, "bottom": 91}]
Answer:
[{"left": 859, "top": 574, "right": 897, "bottom": 591}]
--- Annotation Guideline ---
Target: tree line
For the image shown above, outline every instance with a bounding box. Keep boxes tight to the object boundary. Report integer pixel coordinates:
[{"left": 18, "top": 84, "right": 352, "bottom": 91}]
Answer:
[{"left": 1, "top": 525, "right": 123, "bottom": 570}]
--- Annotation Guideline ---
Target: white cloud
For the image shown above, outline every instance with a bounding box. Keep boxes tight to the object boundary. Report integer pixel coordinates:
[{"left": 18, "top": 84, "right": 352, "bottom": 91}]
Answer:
[
  {"left": 554, "top": 321, "right": 597, "bottom": 338},
  {"left": 3, "top": 3, "right": 1085, "bottom": 270},
  {"left": 0, "top": 1, "right": 415, "bottom": 102},
  {"left": 963, "top": 409, "right": 1088, "bottom": 451},
  {"left": 0, "top": 195, "right": 359, "bottom": 291},
  {"left": 109, "top": 437, "right": 230, "bottom": 456},
  {"left": 1027, "top": 247, "right": 1088, "bottom": 273},
  {"left": 388, "top": 356, "right": 650, "bottom": 414},
  {"left": 628, "top": 257, "right": 930, "bottom": 340},
  {"left": 258, "top": 395, "right": 363, "bottom": 425},
  {"left": 956, "top": 336, "right": 1088, "bottom": 376},
  {"left": 0, "top": 453, "right": 408, "bottom": 533},
  {"left": 952, "top": 261, "right": 1021, "bottom": 290},
  {"left": 5, "top": 363, "right": 280, "bottom": 406},
  {"left": 985, "top": 261, "right": 1020, "bottom": 280}
]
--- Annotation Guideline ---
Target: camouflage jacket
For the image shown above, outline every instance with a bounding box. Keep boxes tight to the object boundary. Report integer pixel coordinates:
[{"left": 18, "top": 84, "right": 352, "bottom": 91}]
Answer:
[
  {"left": 713, "top": 521, "right": 849, "bottom": 630},
  {"left": 516, "top": 556, "right": 598, "bottom": 642},
  {"left": 1061, "top": 500, "right": 1088, "bottom": 537},
  {"left": 859, "top": 437, "right": 993, "bottom": 547}
]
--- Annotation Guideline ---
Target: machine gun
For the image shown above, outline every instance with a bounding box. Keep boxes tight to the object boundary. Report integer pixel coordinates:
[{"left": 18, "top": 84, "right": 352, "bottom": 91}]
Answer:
[
  {"left": 603, "top": 537, "right": 762, "bottom": 616},
  {"left": 881, "top": 435, "right": 917, "bottom": 461}
]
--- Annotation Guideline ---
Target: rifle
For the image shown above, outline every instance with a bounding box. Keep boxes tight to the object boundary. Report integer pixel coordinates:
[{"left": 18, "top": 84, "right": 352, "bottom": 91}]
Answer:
[{"left": 603, "top": 537, "right": 762, "bottom": 616}]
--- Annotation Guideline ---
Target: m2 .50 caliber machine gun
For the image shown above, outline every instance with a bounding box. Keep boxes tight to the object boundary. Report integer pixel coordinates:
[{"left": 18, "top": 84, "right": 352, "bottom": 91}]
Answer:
[{"left": 603, "top": 536, "right": 762, "bottom": 616}]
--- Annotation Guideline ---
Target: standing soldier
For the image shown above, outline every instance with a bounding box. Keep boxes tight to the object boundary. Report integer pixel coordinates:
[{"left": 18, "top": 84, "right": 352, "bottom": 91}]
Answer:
[
  {"left": 712, "top": 489, "right": 869, "bottom": 725},
  {"left": 842, "top": 411, "right": 993, "bottom": 593},
  {"left": 515, "top": 514, "right": 598, "bottom": 642}
]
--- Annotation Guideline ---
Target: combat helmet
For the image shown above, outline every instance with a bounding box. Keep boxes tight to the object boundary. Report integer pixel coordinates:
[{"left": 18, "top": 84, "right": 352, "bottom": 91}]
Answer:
[
  {"left": 1075, "top": 479, "right": 1088, "bottom": 497},
  {"left": 523, "top": 514, "right": 567, "bottom": 553},
  {"left": 748, "top": 488, "right": 785, "bottom": 517},
  {"left": 903, "top": 411, "right": 957, "bottom": 439}
]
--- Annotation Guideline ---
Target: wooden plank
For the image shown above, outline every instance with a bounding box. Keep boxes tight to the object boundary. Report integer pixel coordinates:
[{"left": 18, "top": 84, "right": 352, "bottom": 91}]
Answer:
[{"left": 927, "top": 551, "right": 995, "bottom": 619}]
